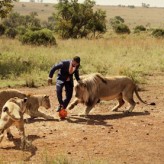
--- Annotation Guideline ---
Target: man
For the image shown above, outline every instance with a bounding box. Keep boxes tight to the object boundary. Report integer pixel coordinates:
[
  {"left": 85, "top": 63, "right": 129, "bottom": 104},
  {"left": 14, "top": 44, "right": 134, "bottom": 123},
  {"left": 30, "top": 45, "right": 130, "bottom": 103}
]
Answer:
[{"left": 48, "top": 56, "right": 81, "bottom": 112}]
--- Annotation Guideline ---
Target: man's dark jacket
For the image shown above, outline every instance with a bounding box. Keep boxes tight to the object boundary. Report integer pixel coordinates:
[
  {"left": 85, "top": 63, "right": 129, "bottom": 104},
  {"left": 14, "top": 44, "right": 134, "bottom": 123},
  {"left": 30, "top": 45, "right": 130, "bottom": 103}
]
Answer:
[{"left": 49, "top": 60, "right": 80, "bottom": 85}]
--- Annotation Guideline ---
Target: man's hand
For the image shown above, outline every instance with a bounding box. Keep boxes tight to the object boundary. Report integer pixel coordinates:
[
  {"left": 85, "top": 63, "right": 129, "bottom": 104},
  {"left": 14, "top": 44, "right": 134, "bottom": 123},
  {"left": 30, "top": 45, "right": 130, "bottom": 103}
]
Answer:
[{"left": 48, "top": 78, "right": 52, "bottom": 85}]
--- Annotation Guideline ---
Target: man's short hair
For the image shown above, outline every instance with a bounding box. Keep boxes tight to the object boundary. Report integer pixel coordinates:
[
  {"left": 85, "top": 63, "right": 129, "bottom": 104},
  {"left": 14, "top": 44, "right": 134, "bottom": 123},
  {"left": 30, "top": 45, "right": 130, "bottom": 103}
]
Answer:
[{"left": 73, "top": 56, "right": 80, "bottom": 64}]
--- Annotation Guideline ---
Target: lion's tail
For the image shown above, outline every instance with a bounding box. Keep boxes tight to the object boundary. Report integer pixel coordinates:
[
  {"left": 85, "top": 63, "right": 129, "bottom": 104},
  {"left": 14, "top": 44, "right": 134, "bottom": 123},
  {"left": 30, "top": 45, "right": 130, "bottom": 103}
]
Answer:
[{"left": 134, "top": 88, "right": 155, "bottom": 106}]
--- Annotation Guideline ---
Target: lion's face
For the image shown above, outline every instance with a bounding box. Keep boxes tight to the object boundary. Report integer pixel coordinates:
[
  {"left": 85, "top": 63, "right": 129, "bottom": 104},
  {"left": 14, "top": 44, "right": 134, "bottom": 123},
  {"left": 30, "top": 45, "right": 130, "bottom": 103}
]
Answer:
[
  {"left": 75, "top": 83, "right": 87, "bottom": 100},
  {"left": 41, "top": 95, "right": 51, "bottom": 109}
]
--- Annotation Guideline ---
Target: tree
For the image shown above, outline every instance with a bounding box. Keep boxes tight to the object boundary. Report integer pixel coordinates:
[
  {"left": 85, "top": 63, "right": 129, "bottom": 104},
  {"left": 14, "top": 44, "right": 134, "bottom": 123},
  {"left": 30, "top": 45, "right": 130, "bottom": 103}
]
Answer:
[
  {"left": 54, "top": 0, "right": 106, "bottom": 39},
  {"left": 2, "top": 12, "right": 41, "bottom": 29},
  {"left": 0, "top": 0, "right": 18, "bottom": 19},
  {"left": 142, "top": 3, "right": 150, "bottom": 8}
]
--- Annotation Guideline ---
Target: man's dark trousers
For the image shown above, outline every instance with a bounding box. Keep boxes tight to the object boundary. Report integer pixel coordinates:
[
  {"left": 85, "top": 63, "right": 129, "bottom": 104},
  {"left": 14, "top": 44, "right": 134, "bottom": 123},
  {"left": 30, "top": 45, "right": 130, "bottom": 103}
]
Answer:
[{"left": 56, "top": 80, "right": 73, "bottom": 109}]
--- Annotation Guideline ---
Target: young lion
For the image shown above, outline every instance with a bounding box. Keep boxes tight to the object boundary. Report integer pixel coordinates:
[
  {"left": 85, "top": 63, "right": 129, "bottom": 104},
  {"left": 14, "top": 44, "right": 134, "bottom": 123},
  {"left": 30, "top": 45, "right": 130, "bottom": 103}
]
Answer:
[
  {"left": 0, "top": 89, "right": 53, "bottom": 119},
  {"left": 0, "top": 97, "right": 30, "bottom": 149}
]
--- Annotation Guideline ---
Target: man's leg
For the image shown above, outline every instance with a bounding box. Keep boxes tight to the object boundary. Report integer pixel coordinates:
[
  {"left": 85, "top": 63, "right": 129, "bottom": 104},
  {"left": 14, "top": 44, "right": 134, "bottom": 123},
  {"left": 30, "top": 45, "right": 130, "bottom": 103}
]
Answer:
[
  {"left": 56, "top": 81, "right": 64, "bottom": 111},
  {"left": 63, "top": 81, "right": 73, "bottom": 109}
]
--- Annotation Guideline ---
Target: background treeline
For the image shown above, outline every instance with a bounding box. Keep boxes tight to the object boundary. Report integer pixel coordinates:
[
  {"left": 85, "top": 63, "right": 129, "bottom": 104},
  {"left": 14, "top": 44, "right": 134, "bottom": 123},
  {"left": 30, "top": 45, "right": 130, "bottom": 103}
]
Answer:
[{"left": 0, "top": 0, "right": 164, "bottom": 47}]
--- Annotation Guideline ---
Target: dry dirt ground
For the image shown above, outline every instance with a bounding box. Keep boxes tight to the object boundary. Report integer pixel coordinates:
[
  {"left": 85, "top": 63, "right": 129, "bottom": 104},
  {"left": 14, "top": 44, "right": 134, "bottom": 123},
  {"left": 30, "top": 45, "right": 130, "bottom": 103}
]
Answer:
[{"left": 0, "top": 74, "right": 164, "bottom": 164}]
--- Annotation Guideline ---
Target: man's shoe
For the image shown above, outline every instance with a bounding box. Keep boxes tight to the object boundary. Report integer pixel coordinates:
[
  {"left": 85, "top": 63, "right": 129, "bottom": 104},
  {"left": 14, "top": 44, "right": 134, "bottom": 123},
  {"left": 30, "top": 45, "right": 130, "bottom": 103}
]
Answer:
[{"left": 56, "top": 105, "right": 63, "bottom": 112}]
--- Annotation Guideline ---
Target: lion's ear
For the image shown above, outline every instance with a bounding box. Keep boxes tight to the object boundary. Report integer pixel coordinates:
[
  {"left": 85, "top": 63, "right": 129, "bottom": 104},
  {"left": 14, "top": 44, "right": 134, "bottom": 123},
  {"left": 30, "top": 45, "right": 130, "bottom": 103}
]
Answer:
[
  {"left": 44, "top": 95, "right": 49, "bottom": 98},
  {"left": 23, "top": 97, "right": 28, "bottom": 103}
]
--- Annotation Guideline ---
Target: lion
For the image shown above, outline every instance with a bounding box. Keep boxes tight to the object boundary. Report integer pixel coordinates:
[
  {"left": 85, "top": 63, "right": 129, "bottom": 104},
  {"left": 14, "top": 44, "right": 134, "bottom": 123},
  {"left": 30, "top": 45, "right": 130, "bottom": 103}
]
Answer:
[
  {"left": 25, "top": 94, "right": 53, "bottom": 120},
  {"left": 0, "top": 97, "right": 30, "bottom": 149},
  {"left": 68, "top": 73, "right": 155, "bottom": 116},
  {"left": 0, "top": 89, "right": 53, "bottom": 119}
]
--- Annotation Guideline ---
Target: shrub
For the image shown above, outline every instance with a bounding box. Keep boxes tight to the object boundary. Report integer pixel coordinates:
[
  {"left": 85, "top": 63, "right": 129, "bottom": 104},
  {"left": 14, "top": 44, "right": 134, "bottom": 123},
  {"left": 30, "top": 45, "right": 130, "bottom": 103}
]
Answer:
[
  {"left": 114, "top": 23, "right": 130, "bottom": 34},
  {"left": 0, "top": 54, "right": 33, "bottom": 79},
  {"left": 152, "top": 29, "right": 164, "bottom": 38},
  {"left": 134, "top": 25, "right": 146, "bottom": 33},
  {"left": 20, "top": 28, "right": 56, "bottom": 46},
  {"left": 128, "top": 5, "right": 135, "bottom": 8},
  {"left": 109, "top": 16, "right": 124, "bottom": 26},
  {"left": 5, "top": 27, "right": 18, "bottom": 38},
  {"left": 109, "top": 16, "right": 130, "bottom": 34},
  {"left": 16, "top": 26, "right": 27, "bottom": 35},
  {"left": 0, "top": 24, "right": 6, "bottom": 36}
]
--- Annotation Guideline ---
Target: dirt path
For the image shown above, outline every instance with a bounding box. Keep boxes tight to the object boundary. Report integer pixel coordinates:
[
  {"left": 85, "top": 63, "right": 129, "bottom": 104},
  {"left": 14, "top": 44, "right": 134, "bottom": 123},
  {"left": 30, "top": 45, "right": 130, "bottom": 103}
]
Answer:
[{"left": 0, "top": 74, "right": 164, "bottom": 163}]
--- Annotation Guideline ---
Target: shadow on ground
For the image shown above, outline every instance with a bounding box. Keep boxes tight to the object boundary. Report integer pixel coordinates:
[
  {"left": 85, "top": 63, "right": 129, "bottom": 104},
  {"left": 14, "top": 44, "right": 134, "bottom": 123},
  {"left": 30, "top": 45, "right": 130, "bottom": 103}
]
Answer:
[
  {"left": 67, "top": 111, "right": 150, "bottom": 126},
  {"left": 25, "top": 118, "right": 59, "bottom": 124},
  {"left": 2, "top": 135, "right": 40, "bottom": 161}
]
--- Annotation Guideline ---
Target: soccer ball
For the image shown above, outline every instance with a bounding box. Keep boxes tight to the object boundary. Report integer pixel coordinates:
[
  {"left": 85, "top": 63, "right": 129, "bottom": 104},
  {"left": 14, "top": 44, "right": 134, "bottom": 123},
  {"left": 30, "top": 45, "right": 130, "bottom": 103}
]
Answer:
[{"left": 59, "top": 109, "right": 67, "bottom": 119}]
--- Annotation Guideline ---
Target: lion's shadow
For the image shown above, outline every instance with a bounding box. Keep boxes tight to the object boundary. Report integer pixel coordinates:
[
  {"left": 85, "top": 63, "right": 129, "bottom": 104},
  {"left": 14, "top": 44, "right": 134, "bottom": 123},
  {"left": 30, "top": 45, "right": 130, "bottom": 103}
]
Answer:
[
  {"left": 2, "top": 134, "right": 39, "bottom": 161},
  {"left": 25, "top": 118, "right": 59, "bottom": 124},
  {"left": 67, "top": 111, "right": 150, "bottom": 126}
]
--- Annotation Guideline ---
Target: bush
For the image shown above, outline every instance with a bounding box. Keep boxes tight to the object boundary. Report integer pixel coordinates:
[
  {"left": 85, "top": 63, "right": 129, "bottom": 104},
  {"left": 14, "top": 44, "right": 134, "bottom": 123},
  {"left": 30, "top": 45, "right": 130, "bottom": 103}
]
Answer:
[
  {"left": 134, "top": 25, "right": 146, "bottom": 33},
  {"left": 0, "top": 24, "right": 6, "bottom": 36},
  {"left": 0, "top": 54, "right": 32, "bottom": 79},
  {"left": 5, "top": 27, "right": 18, "bottom": 38},
  {"left": 16, "top": 26, "right": 27, "bottom": 35},
  {"left": 20, "top": 28, "right": 56, "bottom": 46},
  {"left": 152, "top": 29, "right": 164, "bottom": 38},
  {"left": 114, "top": 23, "right": 130, "bottom": 34},
  {"left": 109, "top": 16, "right": 130, "bottom": 34},
  {"left": 109, "top": 16, "right": 124, "bottom": 26}
]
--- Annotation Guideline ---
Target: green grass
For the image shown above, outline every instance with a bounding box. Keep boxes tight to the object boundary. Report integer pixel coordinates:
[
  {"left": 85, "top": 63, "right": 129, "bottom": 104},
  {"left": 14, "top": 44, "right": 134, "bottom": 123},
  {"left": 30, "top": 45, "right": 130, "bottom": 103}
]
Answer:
[{"left": 0, "top": 34, "right": 164, "bottom": 87}]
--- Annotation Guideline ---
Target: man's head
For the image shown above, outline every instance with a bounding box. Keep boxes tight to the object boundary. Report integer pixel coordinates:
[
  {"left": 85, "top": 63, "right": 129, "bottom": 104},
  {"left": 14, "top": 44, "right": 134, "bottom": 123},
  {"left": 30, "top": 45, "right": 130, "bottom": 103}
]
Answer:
[{"left": 72, "top": 56, "right": 80, "bottom": 67}]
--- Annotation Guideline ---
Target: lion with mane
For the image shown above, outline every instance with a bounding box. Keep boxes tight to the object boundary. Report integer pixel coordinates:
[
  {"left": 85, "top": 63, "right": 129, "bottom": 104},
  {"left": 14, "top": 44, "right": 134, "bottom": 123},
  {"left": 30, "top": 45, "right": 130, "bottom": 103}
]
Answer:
[{"left": 68, "top": 73, "right": 155, "bottom": 116}]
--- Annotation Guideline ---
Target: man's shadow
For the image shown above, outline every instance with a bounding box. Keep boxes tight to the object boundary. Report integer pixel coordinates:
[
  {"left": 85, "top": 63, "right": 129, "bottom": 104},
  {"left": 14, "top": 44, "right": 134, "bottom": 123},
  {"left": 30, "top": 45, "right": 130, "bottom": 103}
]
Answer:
[
  {"left": 2, "top": 134, "right": 40, "bottom": 161},
  {"left": 67, "top": 111, "right": 150, "bottom": 126}
]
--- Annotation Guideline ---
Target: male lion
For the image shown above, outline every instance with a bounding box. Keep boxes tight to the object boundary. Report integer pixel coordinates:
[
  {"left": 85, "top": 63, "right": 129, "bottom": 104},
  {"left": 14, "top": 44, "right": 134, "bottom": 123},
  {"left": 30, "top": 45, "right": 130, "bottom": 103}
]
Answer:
[
  {"left": 68, "top": 73, "right": 155, "bottom": 116},
  {"left": 0, "top": 97, "right": 30, "bottom": 149},
  {"left": 0, "top": 89, "right": 53, "bottom": 119}
]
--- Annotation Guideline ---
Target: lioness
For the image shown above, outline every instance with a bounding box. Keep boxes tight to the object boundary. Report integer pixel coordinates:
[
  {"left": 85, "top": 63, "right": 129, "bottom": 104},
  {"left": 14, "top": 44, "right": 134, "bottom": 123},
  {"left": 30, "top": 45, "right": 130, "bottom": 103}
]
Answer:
[
  {"left": 68, "top": 73, "right": 155, "bottom": 116},
  {"left": 0, "top": 89, "right": 53, "bottom": 119},
  {"left": 0, "top": 97, "right": 30, "bottom": 149}
]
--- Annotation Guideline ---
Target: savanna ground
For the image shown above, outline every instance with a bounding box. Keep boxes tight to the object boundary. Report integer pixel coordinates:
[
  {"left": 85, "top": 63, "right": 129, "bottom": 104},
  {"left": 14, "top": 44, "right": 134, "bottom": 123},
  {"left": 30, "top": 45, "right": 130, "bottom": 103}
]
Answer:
[{"left": 0, "top": 2, "right": 164, "bottom": 163}]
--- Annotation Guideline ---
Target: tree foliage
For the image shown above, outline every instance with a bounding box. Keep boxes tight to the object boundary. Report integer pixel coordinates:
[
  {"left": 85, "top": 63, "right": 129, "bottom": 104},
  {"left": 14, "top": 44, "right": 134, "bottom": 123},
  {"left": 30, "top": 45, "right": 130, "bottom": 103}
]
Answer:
[
  {"left": 2, "top": 12, "right": 41, "bottom": 29},
  {"left": 0, "top": 0, "right": 17, "bottom": 19},
  {"left": 54, "top": 0, "right": 106, "bottom": 39}
]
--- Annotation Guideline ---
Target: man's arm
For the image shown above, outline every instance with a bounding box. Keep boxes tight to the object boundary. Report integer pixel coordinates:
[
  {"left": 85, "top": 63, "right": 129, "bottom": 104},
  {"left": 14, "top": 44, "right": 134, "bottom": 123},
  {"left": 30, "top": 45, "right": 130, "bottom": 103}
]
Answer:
[
  {"left": 48, "top": 62, "right": 63, "bottom": 85},
  {"left": 49, "top": 62, "right": 63, "bottom": 78}
]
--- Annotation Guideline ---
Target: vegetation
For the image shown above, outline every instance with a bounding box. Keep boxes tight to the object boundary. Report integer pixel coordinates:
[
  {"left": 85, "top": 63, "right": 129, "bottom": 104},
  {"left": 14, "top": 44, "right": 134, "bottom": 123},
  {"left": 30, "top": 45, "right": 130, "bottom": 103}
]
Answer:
[
  {"left": 0, "top": 24, "right": 5, "bottom": 36},
  {"left": 20, "top": 28, "right": 56, "bottom": 46},
  {"left": 109, "top": 16, "right": 130, "bottom": 34},
  {"left": 0, "top": 0, "right": 17, "bottom": 18},
  {"left": 152, "top": 28, "right": 164, "bottom": 38},
  {"left": 54, "top": 0, "right": 106, "bottom": 39},
  {"left": 134, "top": 25, "right": 146, "bottom": 33}
]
